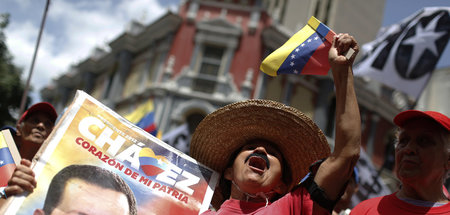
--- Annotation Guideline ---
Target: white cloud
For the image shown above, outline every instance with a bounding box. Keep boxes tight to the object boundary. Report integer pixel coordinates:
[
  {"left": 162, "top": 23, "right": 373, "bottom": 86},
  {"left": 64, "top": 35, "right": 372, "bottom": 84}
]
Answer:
[
  {"left": 5, "top": 19, "right": 69, "bottom": 101},
  {"left": 118, "top": 0, "right": 167, "bottom": 23},
  {"left": 4, "top": 0, "right": 171, "bottom": 103},
  {"left": 5, "top": 21, "right": 37, "bottom": 73},
  {"left": 12, "top": 0, "right": 32, "bottom": 10}
]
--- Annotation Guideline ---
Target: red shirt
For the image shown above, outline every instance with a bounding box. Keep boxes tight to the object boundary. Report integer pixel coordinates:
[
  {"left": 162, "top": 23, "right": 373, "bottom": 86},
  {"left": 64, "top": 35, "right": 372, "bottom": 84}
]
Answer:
[
  {"left": 351, "top": 192, "right": 450, "bottom": 215},
  {"left": 202, "top": 186, "right": 328, "bottom": 215}
]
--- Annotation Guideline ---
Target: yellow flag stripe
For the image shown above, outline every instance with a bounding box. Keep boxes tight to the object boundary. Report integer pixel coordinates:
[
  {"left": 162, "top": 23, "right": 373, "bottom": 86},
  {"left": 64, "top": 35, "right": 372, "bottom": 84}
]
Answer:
[
  {"left": 125, "top": 100, "right": 154, "bottom": 124},
  {"left": 260, "top": 17, "right": 317, "bottom": 76},
  {"left": 0, "top": 132, "right": 7, "bottom": 149},
  {"left": 308, "top": 16, "right": 320, "bottom": 30}
]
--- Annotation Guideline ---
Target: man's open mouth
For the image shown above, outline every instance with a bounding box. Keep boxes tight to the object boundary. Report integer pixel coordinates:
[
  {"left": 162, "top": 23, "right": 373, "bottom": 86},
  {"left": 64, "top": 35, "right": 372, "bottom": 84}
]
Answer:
[{"left": 245, "top": 152, "right": 270, "bottom": 172}]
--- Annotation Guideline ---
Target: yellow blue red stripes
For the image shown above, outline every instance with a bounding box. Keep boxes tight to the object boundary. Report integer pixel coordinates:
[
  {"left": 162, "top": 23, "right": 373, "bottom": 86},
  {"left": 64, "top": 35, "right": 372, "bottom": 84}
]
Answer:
[
  {"left": 260, "top": 16, "right": 336, "bottom": 76},
  {"left": 0, "top": 133, "right": 16, "bottom": 187}
]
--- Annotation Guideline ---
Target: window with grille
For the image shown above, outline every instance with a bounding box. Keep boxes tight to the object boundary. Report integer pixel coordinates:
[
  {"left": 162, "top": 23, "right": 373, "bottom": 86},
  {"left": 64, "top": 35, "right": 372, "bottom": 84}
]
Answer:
[{"left": 192, "top": 45, "right": 225, "bottom": 93}]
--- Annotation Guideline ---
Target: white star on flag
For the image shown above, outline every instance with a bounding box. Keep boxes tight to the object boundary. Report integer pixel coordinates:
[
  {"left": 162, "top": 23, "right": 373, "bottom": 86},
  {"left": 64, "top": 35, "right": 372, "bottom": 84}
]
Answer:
[
  {"left": 290, "top": 61, "right": 295, "bottom": 66},
  {"left": 295, "top": 48, "right": 299, "bottom": 52},
  {"left": 157, "top": 158, "right": 165, "bottom": 166},
  {"left": 291, "top": 54, "right": 296, "bottom": 59},
  {"left": 307, "top": 39, "right": 312, "bottom": 43},
  {"left": 294, "top": 69, "right": 299, "bottom": 74},
  {"left": 401, "top": 13, "right": 446, "bottom": 75},
  {"left": 314, "top": 36, "right": 319, "bottom": 40},
  {"left": 0, "top": 160, "right": 3, "bottom": 165}
]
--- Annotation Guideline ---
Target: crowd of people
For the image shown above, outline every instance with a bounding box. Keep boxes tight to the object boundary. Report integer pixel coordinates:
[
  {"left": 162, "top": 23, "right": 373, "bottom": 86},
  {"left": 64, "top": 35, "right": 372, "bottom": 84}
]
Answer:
[{"left": 0, "top": 32, "right": 449, "bottom": 215}]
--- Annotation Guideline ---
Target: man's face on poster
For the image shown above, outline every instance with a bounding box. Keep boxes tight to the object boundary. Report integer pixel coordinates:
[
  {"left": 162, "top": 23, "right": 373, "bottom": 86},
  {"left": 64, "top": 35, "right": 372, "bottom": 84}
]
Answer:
[{"left": 34, "top": 178, "right": 131, "bottom": 215}]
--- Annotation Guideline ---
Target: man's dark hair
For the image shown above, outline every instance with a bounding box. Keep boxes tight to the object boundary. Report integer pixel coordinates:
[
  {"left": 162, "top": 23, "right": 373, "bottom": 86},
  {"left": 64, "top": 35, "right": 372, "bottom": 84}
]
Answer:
[{"left": 42, "top": 164, "right": 137, "bottom": 215}]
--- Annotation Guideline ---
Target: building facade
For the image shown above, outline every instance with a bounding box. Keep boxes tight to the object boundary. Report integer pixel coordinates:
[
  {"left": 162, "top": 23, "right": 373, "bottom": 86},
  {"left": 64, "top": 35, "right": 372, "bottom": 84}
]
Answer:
[{"left": 42, "top": 0, "right": 419, "bottom": 196}]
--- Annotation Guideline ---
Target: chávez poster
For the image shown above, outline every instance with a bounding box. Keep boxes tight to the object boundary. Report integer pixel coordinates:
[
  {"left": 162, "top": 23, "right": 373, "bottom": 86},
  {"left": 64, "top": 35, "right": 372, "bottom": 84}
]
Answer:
[{"left": 2, "top": 90, "right": 219, "bottom": 215}]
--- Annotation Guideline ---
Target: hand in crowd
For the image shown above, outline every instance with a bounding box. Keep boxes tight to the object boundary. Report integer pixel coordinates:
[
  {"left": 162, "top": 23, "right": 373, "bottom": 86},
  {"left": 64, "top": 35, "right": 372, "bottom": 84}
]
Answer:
[
  {"left": 5, "top": 159, "right": 37, "bottom": 197},
  {"left": 328, "top": 33, "right": 359, "bottom": 68}
]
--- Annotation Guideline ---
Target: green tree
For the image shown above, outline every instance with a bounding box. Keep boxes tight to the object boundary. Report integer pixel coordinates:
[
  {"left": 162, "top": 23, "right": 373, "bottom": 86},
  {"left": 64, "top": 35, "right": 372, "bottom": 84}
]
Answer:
[{"left": 0, "top": 13, "right": 28, "bottom": 126}]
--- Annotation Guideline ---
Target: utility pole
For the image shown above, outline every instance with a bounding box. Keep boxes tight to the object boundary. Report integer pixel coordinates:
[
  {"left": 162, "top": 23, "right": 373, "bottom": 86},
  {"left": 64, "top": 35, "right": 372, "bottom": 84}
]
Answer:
[{"left": 18, "top": 0, "right": 51, "bottom": 119}]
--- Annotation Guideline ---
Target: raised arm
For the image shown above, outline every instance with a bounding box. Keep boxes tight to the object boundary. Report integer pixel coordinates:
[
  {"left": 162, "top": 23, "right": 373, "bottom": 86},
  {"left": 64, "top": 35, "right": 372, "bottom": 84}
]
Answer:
[{"left": 314, "top": 33, "right": 361, "bottom": 201}]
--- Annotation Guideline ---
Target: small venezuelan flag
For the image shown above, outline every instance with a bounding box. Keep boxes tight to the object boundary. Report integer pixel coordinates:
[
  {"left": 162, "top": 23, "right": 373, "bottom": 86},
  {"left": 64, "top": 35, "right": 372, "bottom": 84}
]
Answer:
[
  {"left": 138, "top": 147, "right": 168, "bottom": 176},
  {"left": 0, "top": 132, "right": 16, "bottom": 187},
  {"left": 260, "top": 16, "right": 335, "bottom": 76},
  {"left": 125, "top": 100, "right": 159, "bottom": 137}
]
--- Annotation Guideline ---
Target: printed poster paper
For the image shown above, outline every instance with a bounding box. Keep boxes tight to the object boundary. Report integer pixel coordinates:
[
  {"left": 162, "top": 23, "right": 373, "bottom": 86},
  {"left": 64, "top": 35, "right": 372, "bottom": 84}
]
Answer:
[{"left": 3, "top": 90, "right": 219, "bottom": 215}]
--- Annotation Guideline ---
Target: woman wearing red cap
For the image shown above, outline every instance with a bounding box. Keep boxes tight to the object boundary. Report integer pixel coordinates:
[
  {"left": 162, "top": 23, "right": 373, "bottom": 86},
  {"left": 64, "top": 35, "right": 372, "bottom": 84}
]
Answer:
[{"left": 351, "top": 110, "right": 450, "bottom": 214}]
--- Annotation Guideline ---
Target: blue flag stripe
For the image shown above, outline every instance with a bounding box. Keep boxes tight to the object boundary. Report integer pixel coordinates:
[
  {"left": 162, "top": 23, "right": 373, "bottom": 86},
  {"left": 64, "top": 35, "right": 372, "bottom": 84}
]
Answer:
[
  {"left": 136, "top": 112, "right": 155, "bottom": 128},
  {"left": 278, "top": 32, "right": 325, "bottom": 75},
  {"left": 315, "top": 23, "right": 331, "bottom": 39},
  {"left": 139, "top": 156, "right": 161, "bottom": 163},
  {"left": 150, "top": 129, "right": 157, "bottom": 137},
  {"left": 0, "top": 147, "right": 14, "bottom": 168},
  {"left": 139, "top": 156, "right": 164, "bottom": 171}
]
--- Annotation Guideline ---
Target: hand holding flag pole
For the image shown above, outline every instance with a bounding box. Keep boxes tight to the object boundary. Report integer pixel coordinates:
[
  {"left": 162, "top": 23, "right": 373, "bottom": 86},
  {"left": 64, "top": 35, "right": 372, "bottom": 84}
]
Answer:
[
  {"left": 2, "top": 159, "right": 36, "bottom": 199},
  {"left": 329, "top": 33, "right": 359, "bottom": 69},
  {"left": 260, "top": 16, "right": 356, "bottom": 76},
  {"left": 329, "top": 33, "right": 360, "bottom": 86}
]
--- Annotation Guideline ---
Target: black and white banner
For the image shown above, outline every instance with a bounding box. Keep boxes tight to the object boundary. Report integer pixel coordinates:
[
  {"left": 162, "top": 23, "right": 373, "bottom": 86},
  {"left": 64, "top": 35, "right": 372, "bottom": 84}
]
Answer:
[
  {"left": 354, "top": 7, "right": 450, "bottom": 99},
  {"left": 162, "top": 123, "right": 191, "bottom": 154}
]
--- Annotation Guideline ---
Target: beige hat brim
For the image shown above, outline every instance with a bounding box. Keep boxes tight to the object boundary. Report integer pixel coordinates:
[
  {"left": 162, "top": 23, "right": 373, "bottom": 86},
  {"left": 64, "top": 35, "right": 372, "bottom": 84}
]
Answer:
[{"left": 190, "top": 99, "right": 330, "bottom": 209}]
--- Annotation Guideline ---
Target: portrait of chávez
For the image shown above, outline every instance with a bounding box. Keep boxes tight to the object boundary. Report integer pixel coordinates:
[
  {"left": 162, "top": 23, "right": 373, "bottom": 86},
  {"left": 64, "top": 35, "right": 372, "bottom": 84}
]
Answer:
[{"left": 33, "top": 164, "right": 137, "bottom": 215}]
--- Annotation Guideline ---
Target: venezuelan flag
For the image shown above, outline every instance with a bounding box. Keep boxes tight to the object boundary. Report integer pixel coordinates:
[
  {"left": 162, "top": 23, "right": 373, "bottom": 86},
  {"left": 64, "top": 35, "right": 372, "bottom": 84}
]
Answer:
[
  {"left": 125, "top": 100, "right": 159, "bottom": 137},
  {"left": 139, "top": 147, "right": 168, "bottom": 176},
  {"left": 0, "top": 133, "right": 16, "bottom": 187},
  {"left": 260, "top": 16, "right": 336, "bottom": 76}
]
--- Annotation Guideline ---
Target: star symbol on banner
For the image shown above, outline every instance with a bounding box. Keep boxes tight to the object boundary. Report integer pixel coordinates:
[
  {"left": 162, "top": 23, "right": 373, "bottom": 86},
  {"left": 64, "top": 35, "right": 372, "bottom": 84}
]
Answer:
[
  {"left": 301, "top": 43, "right": 305, "bottom": 47},
  {"left": 157, "top": 158, "right": 165, "bottom": 166},
  {"left": 295, "top": 48, "right": 299, "bottom": 52},
  {"left": 402, "top": 13, "right": 446, "bottom": 74},
  {"left": 314, "top": 36, "right": 319, "bottom": 40},
  {"left": 307, "top": 39, "right": 312, "bottom": 43},
  {"left": 291, "top": 54, "right": 296, "bottom": 59},
  {"left": 293, "top": 69, "right": 299, "bottom": 74},
  {"left": 0, "top": 160, "right": 3, "bottom": 165},
  {"left": 290, "top": 61, "right": 295, "bottom": 66}
]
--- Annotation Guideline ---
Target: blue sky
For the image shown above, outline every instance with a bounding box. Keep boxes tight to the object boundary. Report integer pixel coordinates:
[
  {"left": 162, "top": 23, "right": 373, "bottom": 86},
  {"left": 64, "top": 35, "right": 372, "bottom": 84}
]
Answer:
[{"left": 1, "top": 0, "right": 449, "bottom": 103}]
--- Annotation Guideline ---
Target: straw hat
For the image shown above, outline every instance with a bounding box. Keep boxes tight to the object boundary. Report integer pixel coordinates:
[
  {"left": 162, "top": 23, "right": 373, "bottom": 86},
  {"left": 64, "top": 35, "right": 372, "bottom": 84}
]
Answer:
[{"left": 190, "top": 99, "right": 330, "bottom": 209}]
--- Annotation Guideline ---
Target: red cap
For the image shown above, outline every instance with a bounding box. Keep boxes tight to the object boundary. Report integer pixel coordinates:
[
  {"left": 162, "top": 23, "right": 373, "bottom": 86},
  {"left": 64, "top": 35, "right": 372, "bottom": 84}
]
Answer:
[
  {"left": 19, "top": 102, "right": 57, "bottom": 124},
  {"left": 393, "top": 110, "right": 450, "bottom": 131}
]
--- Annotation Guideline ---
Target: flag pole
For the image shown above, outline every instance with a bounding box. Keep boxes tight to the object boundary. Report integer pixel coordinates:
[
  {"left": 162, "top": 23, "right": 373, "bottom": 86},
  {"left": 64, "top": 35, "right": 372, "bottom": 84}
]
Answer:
[{"left": 18, "top": 0, "right": 51, "bottom": 120}]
